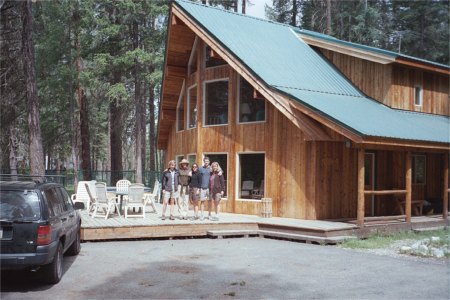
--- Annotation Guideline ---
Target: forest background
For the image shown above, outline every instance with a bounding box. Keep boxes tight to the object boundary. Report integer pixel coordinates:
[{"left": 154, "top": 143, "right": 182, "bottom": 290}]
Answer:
[{"left": 0, "top": 0, "right": 448, "bottom": 186}]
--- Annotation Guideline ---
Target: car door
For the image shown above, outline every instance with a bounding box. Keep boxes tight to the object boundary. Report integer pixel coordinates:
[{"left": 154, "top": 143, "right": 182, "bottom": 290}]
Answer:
[
  {"left": 43, "top": 187, "right": 64, "bottom": 245},
  {"left": 58, "top": 187, "right": 77, "bottom": 245}
]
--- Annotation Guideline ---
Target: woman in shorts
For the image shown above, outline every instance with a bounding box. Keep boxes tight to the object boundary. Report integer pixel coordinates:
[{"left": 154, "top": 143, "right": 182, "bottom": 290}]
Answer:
[
  {"left": 189, "top": 163, "right": 202, "bottom": 220},
  {"left": 161, "top": 160, "right": 179, "bottom": 220}
]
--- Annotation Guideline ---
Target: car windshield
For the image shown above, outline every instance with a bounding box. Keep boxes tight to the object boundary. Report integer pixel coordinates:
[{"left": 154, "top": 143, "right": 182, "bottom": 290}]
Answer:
[{"left": 0, "top": 190, "right": 41, "bottom": 221}]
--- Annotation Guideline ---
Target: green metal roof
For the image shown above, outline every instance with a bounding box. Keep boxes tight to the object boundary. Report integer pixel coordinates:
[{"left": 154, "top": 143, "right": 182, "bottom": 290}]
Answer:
[{"left": 175, "top": 0, "right": 450, "bottom": 144}]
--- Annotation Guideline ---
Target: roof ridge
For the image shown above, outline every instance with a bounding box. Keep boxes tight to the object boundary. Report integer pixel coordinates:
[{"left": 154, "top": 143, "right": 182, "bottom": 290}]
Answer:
[{"left": 175, "top": 0, "right": 293, "bottom": 29}]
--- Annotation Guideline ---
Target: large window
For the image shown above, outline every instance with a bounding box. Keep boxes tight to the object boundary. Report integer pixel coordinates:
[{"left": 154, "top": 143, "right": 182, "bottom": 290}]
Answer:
[
  {"left": 238, "top": 153, "right": 265, "bottom": 200},
  {"left": 205, "top": 45, "right": 226, "bottom": 68},
  {"left": 176, "top": 155, "right": 184, "bottom": 168},
  {"left": 188, "top": 86, "right": 197, "bottom": 129},
  {"left": 204, "top": 153, "right": 227, "bottom": 197},
  {"left": 176, "top": 82, "right": 185, "bottom": 132},
  {"left": 204, "top": 80, "right": 229, "bottom": 126},
  {"left": 413, "top": 155, "right": 426, "bottom": 184},
  {"left": 238, "top": 77, "right": 266, "bottom": 123}
]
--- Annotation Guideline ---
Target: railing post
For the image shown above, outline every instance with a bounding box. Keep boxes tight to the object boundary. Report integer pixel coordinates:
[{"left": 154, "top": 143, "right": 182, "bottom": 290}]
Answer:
[
  {"left": 357, "top": 148, "right": 365, "bottom": 227},
  {"left": 443, "top": 153, "right": 449, "bottom": 220},
  {"left": 405, "top": 151, "right": 412, "bottom": 223}
]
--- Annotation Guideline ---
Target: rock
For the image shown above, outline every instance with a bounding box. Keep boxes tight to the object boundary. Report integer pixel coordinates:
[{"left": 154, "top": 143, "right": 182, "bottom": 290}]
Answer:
[
  {"left": 432, "top": 248, "right": 445, "bottom": 258},
  {"left": 418, "top": 244, "right": 429, "bottom": 254},
  {"left": 411, "top": 242, "right": 422, "bottom": 249},
  {"left": 431, "top": 237, "right": 440, "bottom": 242},
  {"left": 400, "top": 246, "right": 412, "bottom": 253}
]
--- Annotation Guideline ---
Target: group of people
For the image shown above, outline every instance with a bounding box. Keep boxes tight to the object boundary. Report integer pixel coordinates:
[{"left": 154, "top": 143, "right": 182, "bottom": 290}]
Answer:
[{"left": 160, "top": 156, "right": 226, "bottom": 221}]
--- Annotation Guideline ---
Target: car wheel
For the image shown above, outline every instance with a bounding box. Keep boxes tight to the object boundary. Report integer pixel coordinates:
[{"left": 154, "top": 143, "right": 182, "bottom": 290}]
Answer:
[
  {"left": 66, "top": 227, "right": 81, "bottom": 256},
  {"left": 42, "top": 242, "right": 63, "bottom": 284}
]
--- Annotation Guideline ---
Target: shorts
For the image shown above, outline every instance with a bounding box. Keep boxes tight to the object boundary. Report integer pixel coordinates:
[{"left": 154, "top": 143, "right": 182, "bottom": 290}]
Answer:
[
  {"left": 163, "top": 190, "right": 179, "bottom": 202},
  {"left": 189, "top": 188, "right": 200, "bottom": 202},
  {"left": 199, "top": 188, "right": 209, "bottom": 201},
  {"left": 210, "top": 193, "right": 222, "bottom": 201}
]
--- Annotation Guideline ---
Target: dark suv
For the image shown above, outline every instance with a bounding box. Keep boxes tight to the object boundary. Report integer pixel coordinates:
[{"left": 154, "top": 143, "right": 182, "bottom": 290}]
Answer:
[{"left": 0, "top": 181, "right": 82, "bottom": 284}]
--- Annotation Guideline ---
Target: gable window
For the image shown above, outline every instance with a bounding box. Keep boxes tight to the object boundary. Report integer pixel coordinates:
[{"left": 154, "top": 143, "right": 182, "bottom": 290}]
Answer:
[
  {"left": 204, "top": 153, "right": 227, "bottom": 198},
  {"left": 238, "top": 76, "right": 266, "bottom": 123},
  {"left": 412, "top": 155, "right": 426, "bottom": 184},
  {"left": 188, "top": 85, "right": 197, "bottom": 129},
  {"left": 176, "top": 81, "right": 185, "bottom": 132},
  {"left": 237, "top": 153, "right": 265, "bottom": 200},
  {"left": 205, "top": 45, "right": 226, "bottom": 68},
  {"left": 414, "top": 85, "right": 423, "bottom": 107},
  {"left": 204, "top": 79, "right": 229, "bottom": 126},
  {"left": 188, "top": 37, "right": 198, "bottom": 75}
]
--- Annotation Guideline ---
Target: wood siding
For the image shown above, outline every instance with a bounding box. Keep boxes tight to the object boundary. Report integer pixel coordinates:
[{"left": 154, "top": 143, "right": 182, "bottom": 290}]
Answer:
[{"left": 319, "top": 49, "right": 449, "bottom": 116}]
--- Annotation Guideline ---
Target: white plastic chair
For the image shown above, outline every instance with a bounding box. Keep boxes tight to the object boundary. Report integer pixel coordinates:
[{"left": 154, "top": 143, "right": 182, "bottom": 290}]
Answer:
[
  {"left": 116, "top": 179, "right": 131, "bottom": 193},
  {"left": 71, "top": 180, "right": 96, "bottom": 211},
  {"left": 91, "top": 182, "right": 121, "bottom": 219},
  {"left": 144, "top": 180, "right": 160, "bottom": 214},
  {"left": 241, "top": 180, "right": 254, "bottom": 197},
  {"left": 124, "top": 183, "right": 145, "bottom": 218}
]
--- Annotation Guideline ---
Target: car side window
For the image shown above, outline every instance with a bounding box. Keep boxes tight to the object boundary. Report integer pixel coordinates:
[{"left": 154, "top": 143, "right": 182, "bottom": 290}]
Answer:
[
  {"left": 44, "top": 188, "right": 65, "bottom": 216},
  {"left": 58, "top": 187, "right": 73, "bottom": 211}
]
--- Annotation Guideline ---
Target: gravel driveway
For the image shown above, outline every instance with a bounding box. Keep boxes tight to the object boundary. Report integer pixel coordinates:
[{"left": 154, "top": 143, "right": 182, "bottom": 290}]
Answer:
[{"left": 1, "top": 238, "right": 449, "bottom": 299}]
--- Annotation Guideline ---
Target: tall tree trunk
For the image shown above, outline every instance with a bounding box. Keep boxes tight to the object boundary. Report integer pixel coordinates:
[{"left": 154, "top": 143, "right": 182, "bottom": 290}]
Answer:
[
  {"left": 9, "top": 124, "right": 18, "bottom": 178},
  {"left": 241, "top": 0, "right": 246, "bottom": 14},
  {"left": 110, "top": 71, "right": 124, "bottom": 185},
  {"left": 148, "top": 80, "right": 156, "bottom": 172},
  {"left": 291, "top": 0, "right": 297, "bottom": 26},
  {"left": 22, "top": 0, "right": 44, "bottom": 178},
  {"left": 133, "top": 20, "right": 143, "bottom": 184},
  {"left": 326, "top": 0, "right": 331, "bottom": 35}
]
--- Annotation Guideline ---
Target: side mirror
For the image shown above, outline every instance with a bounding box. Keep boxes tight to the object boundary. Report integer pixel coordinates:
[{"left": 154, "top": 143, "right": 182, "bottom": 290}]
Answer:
[{"left": 73, "top": 202, "right": 85, "bottom": 210}]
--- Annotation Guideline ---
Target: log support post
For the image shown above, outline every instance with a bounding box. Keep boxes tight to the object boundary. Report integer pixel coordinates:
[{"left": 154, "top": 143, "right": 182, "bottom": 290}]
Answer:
[
  {"left": 357, "top": 148, "right": 365, "bottom": 227},
  {"left": 405, "top": 151, "right": 412, "bottom": 223},
  {"left": 443, "top": 153, "right": 449, "bottom": 220}
]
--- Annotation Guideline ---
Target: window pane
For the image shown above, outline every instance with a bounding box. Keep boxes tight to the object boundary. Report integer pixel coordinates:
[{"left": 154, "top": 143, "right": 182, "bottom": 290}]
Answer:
[
  {"left": 205, "top": 81, "right": 228, "bottom": 125},
  {"left": 414, "top": 86, "right": 422, "bottom": 106},
  {"left": 176, "top": 155, "right": 184, "bottom": 168},
  {"left": 239, "top": 154, "right": 265, "bottom": 199},
  {"left": 205, "top": 45, "right": 226, "bottom": 68},
  {"left": 188, "top": 86, "right": 197, "bottom": 128},
  {"left": 205, "top": 154, "right": 227, "bottom": 197},
  {"left": 239, "top": 77, "right": 265, "bottom": 123},
  {"left": 188, "top": 155, "right": 197, "bottom": 166}
]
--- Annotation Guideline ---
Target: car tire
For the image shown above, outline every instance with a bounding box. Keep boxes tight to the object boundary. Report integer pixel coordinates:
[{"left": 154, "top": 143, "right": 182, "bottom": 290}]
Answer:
[
  {"left": 66, "top": 227, "right": 81, "bottom": 256},
  {"left": 42, "top": 242, "right": 63, "bottom": 284}
]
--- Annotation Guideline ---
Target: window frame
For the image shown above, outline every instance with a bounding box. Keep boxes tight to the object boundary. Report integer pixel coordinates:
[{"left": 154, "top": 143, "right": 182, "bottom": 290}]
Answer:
[
  {"left": 414, "top": 85, "right": 423, "bottom": 107},
  {"left": 187, "top": 153, "right": 197, "bottom": 166},
  {"left": 412, "top": 154, "right": 426, "bottom": 185},
  {"left": 237, "top": 75, "right": 267, "bottom": 125},
  {"left": 176, "top": 80, "right": 186, "bottom": 132},
  {"left": 203, "top": 152, "right": 228, "bottom": 199},
  {"left": 175, "top": 155, "right": 185, "bottom": 169},
  {"left": 203, "top": 78, "right": 230, "bottom": 127},
  {"left": 235, "top": 151, "right": 266, "bottom": 202},
  {"left": 187, "top": 84, "right": 198, "bottom": 129}
]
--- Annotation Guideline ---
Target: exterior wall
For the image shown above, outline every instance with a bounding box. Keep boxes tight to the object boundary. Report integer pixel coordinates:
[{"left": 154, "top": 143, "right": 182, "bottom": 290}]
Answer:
[{"left": 319, "top": 49, "right": 449, "bottom": 116}]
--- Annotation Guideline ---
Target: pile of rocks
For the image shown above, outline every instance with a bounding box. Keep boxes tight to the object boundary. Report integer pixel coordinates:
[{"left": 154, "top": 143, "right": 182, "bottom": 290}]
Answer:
[{"left": 399, "top": 237, "right": 449, "bottom": 258}]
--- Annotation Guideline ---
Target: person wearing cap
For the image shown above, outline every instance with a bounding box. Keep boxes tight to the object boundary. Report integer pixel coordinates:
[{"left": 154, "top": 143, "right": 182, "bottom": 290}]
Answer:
[{"left": 178, "top": 158, "right": 191, "bottom": 220}]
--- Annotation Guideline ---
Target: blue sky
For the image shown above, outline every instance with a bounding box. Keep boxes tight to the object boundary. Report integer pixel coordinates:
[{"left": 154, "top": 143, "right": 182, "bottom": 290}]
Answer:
[{"left": 243, "top": 0, "right": 271, "bottom": 19}]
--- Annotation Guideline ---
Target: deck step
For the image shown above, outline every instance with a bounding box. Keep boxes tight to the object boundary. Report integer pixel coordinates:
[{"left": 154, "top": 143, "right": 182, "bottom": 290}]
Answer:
[
  {"left": 207, "top": 230, "right": 260, "bottom": 239},
  {"left": 207, "top": 229, "right": 356, "bottom": 244},
  {"left": 258, "top": 230, "right": 355, "bottom": 245}
]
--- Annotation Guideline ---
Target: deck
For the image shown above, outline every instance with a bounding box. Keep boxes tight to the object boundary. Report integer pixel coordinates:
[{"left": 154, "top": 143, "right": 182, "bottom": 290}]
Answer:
[{"left": 80, "top": 204, "right": 449, "bottom": 244}]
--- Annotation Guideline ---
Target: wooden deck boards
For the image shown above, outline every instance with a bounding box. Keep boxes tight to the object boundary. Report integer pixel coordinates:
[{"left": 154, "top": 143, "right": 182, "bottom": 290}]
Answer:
[{"left": 79, "top": 204, "right": 448, "bottom": 242}]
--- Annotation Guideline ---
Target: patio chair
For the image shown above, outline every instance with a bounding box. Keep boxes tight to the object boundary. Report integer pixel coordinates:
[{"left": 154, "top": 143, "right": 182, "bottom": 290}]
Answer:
[
  {"left": 116, "top": 179, "right": 131, "bottom": 193},
  {"left": 144, "top": 180, "right": 160, "bottom": 214},
  {"left": 252, "top": 180, "right": 265, "bottom": 199},
  {"left": 91, "top": 182, "right": 121, "bottom": 219},
  {"left": 241, "top": 180, "right": 254, "bottom": 198},
  {"left": 71, "top": 180, "right": 96, "bottom": 211},
  {"left": 124, "top": 183, "right": 146, "bottom": 218}
]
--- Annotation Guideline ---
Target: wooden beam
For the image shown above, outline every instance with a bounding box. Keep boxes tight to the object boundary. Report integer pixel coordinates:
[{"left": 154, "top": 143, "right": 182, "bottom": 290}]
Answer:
[
  {"left": 210, "top": 48, "right": 222, "bottom": 59},
  {"left": 357, "top": 148, "right": 365, "bottom": 227},
  {"left": 364, "top": 189, "right": 406, "bottom": 195},
  {"left": 362, "top": 137, "right": 450, "bottom": 152},
  {"left": 443, "top": 153, "right": 449, "bottom": 220},
  {"left": 395, "top": 59, "right": 450, "bottom": 76},
  {"left": 364, "top": 215, "right": 406, "bottom": 222},
  {"left": 289, "top": 103, "right": 334, "bottom": 141},
  {"left": 253, "top": 88, "right": 264, "bottom": 99},
  {"left": 166, "top": 65, "right": 187, "bottom": 78},
  {"left": 405, "top": 151, "right": 412, "bottom": 223},
  {"left": 171, "top": 15, "right": 185, "bottom": 26}
]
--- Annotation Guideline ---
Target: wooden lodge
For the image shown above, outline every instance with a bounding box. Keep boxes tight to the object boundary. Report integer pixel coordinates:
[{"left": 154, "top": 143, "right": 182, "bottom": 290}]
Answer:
[{"left": 157, "top": 0, "right": 450, "bottom": 227}]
